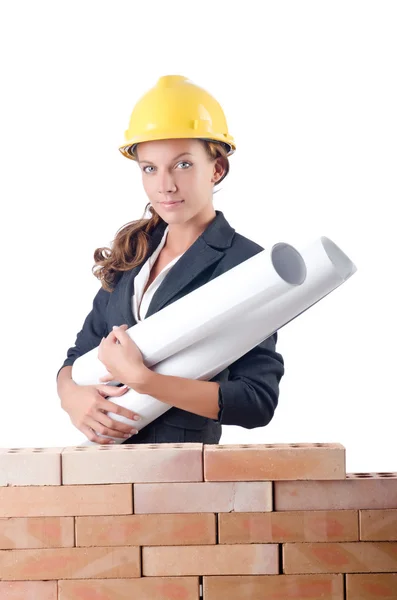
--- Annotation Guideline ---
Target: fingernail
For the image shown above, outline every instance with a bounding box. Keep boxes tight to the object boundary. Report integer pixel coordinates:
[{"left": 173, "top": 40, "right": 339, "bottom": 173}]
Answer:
[
  {"left": 133, "top": 415, "right": 141, "bottom": 421},
  {"left": 123, "top": 433, "right": 130, "bottom": 438},
  {"left": 130, "top": 429, "right": 138, "bottom": 435}
]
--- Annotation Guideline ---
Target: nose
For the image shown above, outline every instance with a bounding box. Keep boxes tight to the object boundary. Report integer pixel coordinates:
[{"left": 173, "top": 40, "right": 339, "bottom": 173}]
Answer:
[{"left": 157, "top": 169, "right": 177, "bottom": 195}]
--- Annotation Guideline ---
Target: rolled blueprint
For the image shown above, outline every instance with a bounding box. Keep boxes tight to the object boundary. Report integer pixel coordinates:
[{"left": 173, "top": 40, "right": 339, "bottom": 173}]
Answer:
[
  {"left": 72, "top": 242, "right": 307, "bottom": 385},
  {"left": 75, "top": 236, "right": 356, "bottom": 445}
]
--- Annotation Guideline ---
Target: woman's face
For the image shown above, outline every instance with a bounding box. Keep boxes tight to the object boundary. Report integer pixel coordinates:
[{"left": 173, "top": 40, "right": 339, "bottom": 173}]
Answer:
[{"left": 135, "top": 138, "right": 224, "bottom": 224}]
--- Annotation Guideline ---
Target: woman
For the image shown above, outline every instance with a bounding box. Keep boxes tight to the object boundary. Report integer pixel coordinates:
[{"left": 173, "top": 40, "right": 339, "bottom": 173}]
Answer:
[{"left": 57, "top": 75, "right": 285, "bottom": 445}]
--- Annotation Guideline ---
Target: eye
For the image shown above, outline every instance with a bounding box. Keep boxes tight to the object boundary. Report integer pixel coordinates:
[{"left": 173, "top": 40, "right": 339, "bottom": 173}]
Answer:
[
  {"left": 142, "top": 165, "right": 155, "bottom": 173},
  {"left": 176, "top": 161, "right": 192, "bottom": 169}
]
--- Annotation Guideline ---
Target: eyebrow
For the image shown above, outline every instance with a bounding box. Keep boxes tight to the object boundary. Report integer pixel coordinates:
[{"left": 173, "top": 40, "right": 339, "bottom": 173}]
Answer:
[{"left": 138, "top": 152, "right": 193, "bottom": 165}]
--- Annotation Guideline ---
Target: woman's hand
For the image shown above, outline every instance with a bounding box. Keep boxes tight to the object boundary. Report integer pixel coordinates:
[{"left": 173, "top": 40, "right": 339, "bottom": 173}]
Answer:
[
  {"left": 60, "top": 381, "right": 141, "bottom": 444},
  {"left": 98, "top": 324, "right": 150, "bottom": 389}
]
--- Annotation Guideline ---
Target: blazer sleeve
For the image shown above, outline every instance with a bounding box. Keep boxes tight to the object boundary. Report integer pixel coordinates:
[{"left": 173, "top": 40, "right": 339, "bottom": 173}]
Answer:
[
  {"left": 56, "top": 286, "right": 111, "bottom": 380},
  {"left": 213, "top": 332, "right": 284, "bottom": 429}
]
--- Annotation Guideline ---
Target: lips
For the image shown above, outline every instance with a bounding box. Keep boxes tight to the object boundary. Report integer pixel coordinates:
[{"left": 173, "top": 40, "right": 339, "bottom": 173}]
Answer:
[{"left": 161, "top": 200, "right": 184, "bottom": 205}]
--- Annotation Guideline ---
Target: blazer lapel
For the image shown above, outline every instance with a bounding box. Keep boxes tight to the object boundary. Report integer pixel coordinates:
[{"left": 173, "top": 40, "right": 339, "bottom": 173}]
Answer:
[
  {"left": 117, "top": 221, "right": 167, "bottom": 326},
  {"left": 118, "top": 210, "right": 235, "bottom": 325},
  {"left": 145, "top": 210, "right": 235, "bottom": 318},
  {"left": 144, "top": 239, "right": 223, "bottom": 318}
]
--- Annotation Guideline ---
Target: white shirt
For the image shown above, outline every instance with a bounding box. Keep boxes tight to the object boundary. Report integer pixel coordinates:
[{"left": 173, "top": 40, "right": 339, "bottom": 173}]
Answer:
[{"left": 132, "top": 226, "right": 184, "bottom": 322}]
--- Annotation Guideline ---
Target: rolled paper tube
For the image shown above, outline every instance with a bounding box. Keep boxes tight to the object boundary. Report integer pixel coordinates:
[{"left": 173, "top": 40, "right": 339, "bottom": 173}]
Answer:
[
  {"left": 72, "top": 242, "right": 307, "bottom": 385},
  {"left": 76, "top": 236, "right": 356, "bottom": 445}
]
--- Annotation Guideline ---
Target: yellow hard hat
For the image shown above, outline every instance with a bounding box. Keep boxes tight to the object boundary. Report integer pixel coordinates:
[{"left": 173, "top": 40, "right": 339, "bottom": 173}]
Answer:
[{"left": 119, "top": 75, "right": 236, "bottom": 160}]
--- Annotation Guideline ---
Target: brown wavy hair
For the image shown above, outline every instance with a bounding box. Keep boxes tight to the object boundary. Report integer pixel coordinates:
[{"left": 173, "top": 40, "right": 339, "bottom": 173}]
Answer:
[{"left": 92, "top": 140, "right": 230, "bottom": 292}]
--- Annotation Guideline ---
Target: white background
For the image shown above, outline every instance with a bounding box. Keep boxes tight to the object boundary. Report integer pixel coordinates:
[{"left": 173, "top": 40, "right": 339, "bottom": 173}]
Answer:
[{"left": 1, "top": 1, "right": 395, "bottom": 473}]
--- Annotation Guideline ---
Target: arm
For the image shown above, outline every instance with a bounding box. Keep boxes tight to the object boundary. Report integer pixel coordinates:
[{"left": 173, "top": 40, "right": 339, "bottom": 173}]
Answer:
[
  {"left": 135, "top": 372, "right": 220, "bottom": 420},
  {"left": 214, "top": 333, "right": 284, "bottom": 428},
  {"left": 57, "top": 365, "right": 75, "bottom": 399},
  {"left": 134, "top": 333, "right": 284, "bottom": 428},
  {"left": 56, "top": 286, "right": 111, "bottom": 381}
]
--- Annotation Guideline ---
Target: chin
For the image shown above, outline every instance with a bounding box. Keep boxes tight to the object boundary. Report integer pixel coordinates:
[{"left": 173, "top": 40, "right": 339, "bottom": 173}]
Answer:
[
  {"left": 157, "top": 204, "right": 187, "bottom": 217},
  {"left": 162, "top": 214, "right": 186, "bottom": 222}
]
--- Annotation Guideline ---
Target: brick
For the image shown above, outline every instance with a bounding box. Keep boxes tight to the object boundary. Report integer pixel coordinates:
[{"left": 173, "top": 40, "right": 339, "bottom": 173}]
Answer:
[
  {"left": 0, "top": 546, "right": 140, "bottom": 580},
  {"left": 283, "top": 542, "right": 397, "bottom": 574},
  {"left": 134, "top": 481, "right": 272, "bottom": 514},
  {"left": 204, "top": 443, "right": 345, "bottom": 481},
  {"left": 346, "top": 573, "right": 397, "bottom": 599},
  {"left": 0, "top": 447, "right": 62, "bottom": 486},
  {"left": 275, "top": 473, "right": 397, "bottom": 510},
  {"left": 59, "top": 577, "right": 199, "bottom": 599},
  {"left": 76, "top": 513, "right": 216, "bottom": 546},
  {"left": 62, "top": 443, "right": 203, "bottom": 484},
  {"left": 0, "top": 581, "right": 57, "bottom": 599},
  {"left": 360, "top": 509, "right": 397, "bottom": 541},
  {"left": 219, "top": 510, "right": 359, "bottom": 544},
  {"left": 0, "top": 485, "right": 132, "bottom": 517},
  {"left": 0, "top": 517, "right": 74, "bottom": 549},
  {"left": 142, "top": 544, "right": 278, "bottom": 576},
  {"left": 203, "top": 574, "right": 344, "bottom": 599}
]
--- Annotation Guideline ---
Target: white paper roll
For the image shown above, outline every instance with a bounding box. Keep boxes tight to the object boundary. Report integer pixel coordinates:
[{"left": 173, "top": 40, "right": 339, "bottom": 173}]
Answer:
[
  {"left": 76, "top": 236, "right": 356, "bottom": 445},
  {"left": 72, "top": 242, "right": 306, "bottom": 386}
]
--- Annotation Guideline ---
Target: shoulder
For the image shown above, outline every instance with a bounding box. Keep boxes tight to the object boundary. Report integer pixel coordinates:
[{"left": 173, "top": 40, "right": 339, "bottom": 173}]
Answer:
[
  {"left": 227, "top": 230, "right": 265, "bottom": 263},
  {"left": 215, "top": 210, "right": 265, "bottom": 258},
  {"left": 210, "top": 229, "right": 265, "bottom": 278},
  {"left": 208, "top": 210, "right": 266, "bottom": 270},
  {"left": 232, "top": 230, "right": 264, "bottom": 253}
]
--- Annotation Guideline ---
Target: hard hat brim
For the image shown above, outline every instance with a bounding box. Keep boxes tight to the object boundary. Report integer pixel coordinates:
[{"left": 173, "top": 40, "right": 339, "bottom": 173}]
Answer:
[{"left": 119, "top": 133, "right": 236, "bottom": 160}]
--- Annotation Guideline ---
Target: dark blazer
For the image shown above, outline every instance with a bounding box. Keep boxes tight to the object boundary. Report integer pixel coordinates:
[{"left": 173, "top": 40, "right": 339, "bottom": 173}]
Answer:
[{"left": 58, "top": 210, "right": 284, "bottom": 445}]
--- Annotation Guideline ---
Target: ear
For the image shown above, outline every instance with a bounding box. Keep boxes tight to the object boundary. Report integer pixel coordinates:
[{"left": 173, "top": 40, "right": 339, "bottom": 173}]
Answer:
[{"left": 211, "top": 158, "right": 225, "bottom": 182}]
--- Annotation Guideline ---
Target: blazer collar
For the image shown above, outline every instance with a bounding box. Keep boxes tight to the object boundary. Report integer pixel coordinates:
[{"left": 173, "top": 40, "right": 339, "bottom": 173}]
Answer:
[
  {"left": 149, "top": 208, "right": 234, "bottom": 250},
  {"left": 119, "top": 210, "right": 235, "bottom": 325}
]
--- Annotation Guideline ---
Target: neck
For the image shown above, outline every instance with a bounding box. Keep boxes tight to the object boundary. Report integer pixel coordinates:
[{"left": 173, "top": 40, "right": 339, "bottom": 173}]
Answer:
[{"left": 164, "top": 209, "right": 216, "bottom": 255}]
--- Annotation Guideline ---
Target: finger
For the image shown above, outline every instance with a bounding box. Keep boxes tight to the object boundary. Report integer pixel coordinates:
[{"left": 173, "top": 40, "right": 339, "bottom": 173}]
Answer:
[
  {"left": 96, "top": 387, "right": 111, "bottom": 398},
  {"left": 111, "top": 326, "right": 131, "bottom": 346},
  {"left": 94, "top": 409, "right": 139, "bottom": 436},
  {"left": 80, "top": 423, "right": 115, "bottom": 445},
  {"left": 101, "top": 330, "right": 118, "bottom": 345},
  {"left": 99, "top": 372, "right": 114, "bottom": 383},
  {"left": 89, "top": 413, "right": 138, "bottom": 439},
  {"left": 96, "top": 384, "right": 129, "bottom": 397},
  {"left": 85, "top": 416, "right": 131, "bottom": 440},
  {"left": 98, "top": 336, "right": 108, "bottom": 350},
  {"left": 99, "top": 397, "right": 141, "bottom": 423},
  {"left": 109, "top": 324, "right": 128, "bottom": 332}
]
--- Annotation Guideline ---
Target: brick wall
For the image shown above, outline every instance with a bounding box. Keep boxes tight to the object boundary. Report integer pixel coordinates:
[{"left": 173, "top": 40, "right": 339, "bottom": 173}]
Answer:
[{"left": 0, "top": 443, "right": 396, "bottom": 599}]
